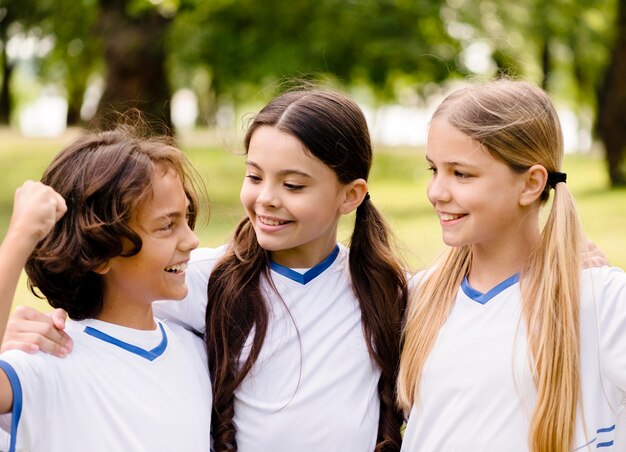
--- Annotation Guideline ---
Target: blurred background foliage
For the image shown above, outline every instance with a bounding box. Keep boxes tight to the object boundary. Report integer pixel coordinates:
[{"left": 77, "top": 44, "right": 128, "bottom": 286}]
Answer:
[
  {"left": 1, "top": 0, "right": 625, "bottom": 185},
  {"left": 1, "top": 0, "right": 625, "bottom": 309}
]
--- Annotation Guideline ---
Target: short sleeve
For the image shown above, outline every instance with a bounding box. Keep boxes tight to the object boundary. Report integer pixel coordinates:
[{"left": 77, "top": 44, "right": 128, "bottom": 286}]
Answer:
[
  {"left": 0, "top": 351, "right": 50, "bottom": 450},
  {"left": 589, "top": 267, "right": 626, "bottom": 391}
]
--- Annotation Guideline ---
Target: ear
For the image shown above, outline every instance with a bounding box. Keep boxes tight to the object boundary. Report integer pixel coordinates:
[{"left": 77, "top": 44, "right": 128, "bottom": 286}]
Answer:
[
  {"left": 339, "top": 178, "right": 368, "bottom": 215},
  {"left": 93, "top": 260, "right": 112, "bottom": 275},
  {"left": 519, "top": 164, "right": 548, "bottom": 206}
]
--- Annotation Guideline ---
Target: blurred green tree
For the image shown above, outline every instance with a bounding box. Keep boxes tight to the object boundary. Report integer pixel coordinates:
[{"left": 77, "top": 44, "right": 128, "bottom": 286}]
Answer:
[
  {"left": 38, "top": 0, "right": 99, "bottom": 125},
  {"left": 442, "top": 0, "right": 620, "bottom": 186},
  {"left": 0, "top": 0, "right": 47, "bottom": 124},
  {"left": 170, "top": 0, "right": 459, "bottom": 120},
  {"left": 3, "top": 0, "right": 626, "bottom": 182},
  {"left": 1, "top": 0, "right": 173, "bottom": 132}
]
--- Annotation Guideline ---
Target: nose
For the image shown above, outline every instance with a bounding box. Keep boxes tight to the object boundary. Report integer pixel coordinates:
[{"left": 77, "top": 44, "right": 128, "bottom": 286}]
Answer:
[
  {"left": 181, "top": 223, "right": 200, "bottom": 252},
  {"left": 256, "top": 183, "right": 278, "bottom": 208},
  {"left": 426, "top": 174, "right": 450, "bottom": 205}
]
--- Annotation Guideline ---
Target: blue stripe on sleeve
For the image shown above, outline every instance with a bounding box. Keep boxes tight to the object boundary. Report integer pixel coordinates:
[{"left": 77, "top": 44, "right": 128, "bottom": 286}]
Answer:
[{"left": 0, "top": 360, "right": 23, "bottom": 452}]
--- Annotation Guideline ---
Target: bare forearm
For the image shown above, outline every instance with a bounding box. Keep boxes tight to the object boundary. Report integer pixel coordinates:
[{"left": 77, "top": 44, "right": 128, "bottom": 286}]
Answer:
[{"left": 0, "top": 230, "right": 37, "bottom": 340}]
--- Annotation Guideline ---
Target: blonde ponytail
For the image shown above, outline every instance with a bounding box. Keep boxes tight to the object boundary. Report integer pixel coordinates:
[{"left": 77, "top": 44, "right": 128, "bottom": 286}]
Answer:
[{"left": 523, "top": 181, "right": 584, "bottom": 451}]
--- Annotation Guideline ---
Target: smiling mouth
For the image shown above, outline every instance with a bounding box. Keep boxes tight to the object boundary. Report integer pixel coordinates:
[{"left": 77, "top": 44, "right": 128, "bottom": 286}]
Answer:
[
  {"left": 258, "top": 216, "right": 290, "bottom": 226},
  {"left": 165, "top": 263, "right": 187, "bottom": 274},
  {"left": 440, "top": 213, "right": 465, "bottom": 221}
]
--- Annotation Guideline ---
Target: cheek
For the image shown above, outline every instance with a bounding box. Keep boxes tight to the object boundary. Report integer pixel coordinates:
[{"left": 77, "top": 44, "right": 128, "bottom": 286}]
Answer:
[
  {"left": 240, "top": 184, "right": 252, "bottom": 207},
  {"left": 426, "top": 180, "right": 436, "bottom": 204}
]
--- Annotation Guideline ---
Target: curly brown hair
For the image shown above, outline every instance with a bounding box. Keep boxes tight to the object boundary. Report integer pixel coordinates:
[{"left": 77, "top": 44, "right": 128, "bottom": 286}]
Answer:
[{"left": 25, "top": 125, "right": 204, "bottom": 320}]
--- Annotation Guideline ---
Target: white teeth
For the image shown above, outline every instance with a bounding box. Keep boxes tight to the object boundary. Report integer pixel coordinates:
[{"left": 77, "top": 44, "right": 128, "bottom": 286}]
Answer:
[
  {"left": 259, "top": 217, "right": 286, "bottom": 226},
  {"left": 165, "top": 263, "right": 187, "bottom": 274},
  {"left": 440, "top": 213, "right": 462, "bottom": 221}
]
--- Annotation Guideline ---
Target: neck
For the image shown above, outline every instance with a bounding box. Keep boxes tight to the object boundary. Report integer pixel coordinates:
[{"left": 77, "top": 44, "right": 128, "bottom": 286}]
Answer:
[
  {"left": 468, "top": 226, "right": 540, "bottom": 293},
  {"left": 96, "top": 302, "right": 156, "bottom": 330},
  {"left": 270, "top": 240, "right": 338, "bottom": 269}
]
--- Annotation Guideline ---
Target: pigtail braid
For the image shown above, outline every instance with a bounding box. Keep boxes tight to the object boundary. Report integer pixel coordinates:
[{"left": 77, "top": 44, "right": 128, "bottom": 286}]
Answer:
[
  {"left": 349, "top": 199, "right": 408, "bottom": 451},
  {"left": 206, "top": 217, "right": 271, "bottom": 451}
]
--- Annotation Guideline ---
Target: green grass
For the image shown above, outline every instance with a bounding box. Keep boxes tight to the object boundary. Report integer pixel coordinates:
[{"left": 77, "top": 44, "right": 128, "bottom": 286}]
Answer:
[{"left": 1, "top": 127, "right": 625, "bottom": 311}]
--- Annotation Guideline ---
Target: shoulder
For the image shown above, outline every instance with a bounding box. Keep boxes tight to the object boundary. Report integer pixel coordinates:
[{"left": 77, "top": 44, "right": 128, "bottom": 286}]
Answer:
[
  {"left": 407, "top": 268, "right": 435, "bottom": 294},
  {"left": 186, "top": 245, "right": 229, "bottom": 286},
  {"left": 190, "top": 245, "right": 228, "bottom": 263},
  {"left": 579, "top": 266, "right": 626, "bottom": 389},
  {"left": 189, "top": 245, "right": 228, "bottom": 271},
  {"left": 336, "top": 243, "right": 350, "bottom": 266},
  {"left": 163, "top": 321, "right": 208, "bottom": 366},
  {"left": 580, "top": 266, "right": 626, "bottom": 327},
  {"left": 153, "top": 246, "right": 228, "bottom": 332},
  {"left": 0, "top": 347, "right": 62, "bottom": 388},
  {"left": 0, "top": 319, "right": 90, "bottom": 373},
  {"left": 581, "top": 266, "right": 626, "bottom": 300}
]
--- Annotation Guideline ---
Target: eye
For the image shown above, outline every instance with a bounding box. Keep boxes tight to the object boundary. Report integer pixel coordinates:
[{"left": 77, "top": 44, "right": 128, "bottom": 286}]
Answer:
[
  {"left": 159, "top": 222, "right": 174, "bottom": 232},
  {"left": 246, "top": 174, "right": 262, "bottom": 183},
  {"left": 454, "top": 170, "right": 471, "bottom": 179},
  {"left": 427, "top": 166, "right": 437, "bottom": 175},
  {"left": 284, "top": 183, "right": 304, "bottom": 191}
]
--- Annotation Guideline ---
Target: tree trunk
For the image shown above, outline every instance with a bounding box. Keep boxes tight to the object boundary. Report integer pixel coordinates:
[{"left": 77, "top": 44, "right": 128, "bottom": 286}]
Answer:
[
  {"left": 92, "top": 0, "right": 173, "bottom": 135},
  {"left": 66, "top": 78, "right": 86, "bottom": 126},
  {"left": 597, "top": 0, "right": 626, "bottom": 187},
  {"left": 0, "top": 52, "right": 12, "bottom": 125},
  {"left": 540, "top": 39, "right": 551, "bottom": 91}
]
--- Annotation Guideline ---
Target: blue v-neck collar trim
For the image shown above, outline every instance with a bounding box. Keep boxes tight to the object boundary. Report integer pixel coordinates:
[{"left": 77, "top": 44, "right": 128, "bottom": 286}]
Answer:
[
  {"left": 462, "top": 273, "right": 520, "bottom": 305},
  {"left": 84, "top": 322, "right": 168, "bottom": 361},
  {"left": 270, "top": 245, "right": 340, "bottom": 285}
]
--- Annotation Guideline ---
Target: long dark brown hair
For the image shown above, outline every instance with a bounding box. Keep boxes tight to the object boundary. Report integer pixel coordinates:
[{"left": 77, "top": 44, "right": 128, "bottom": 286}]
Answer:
[{"left": 206, "top": 89, "right": 408, "bottom": 451}]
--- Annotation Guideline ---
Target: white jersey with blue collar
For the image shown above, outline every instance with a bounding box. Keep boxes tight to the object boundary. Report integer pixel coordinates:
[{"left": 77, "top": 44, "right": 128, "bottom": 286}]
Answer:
[
  {"left": 401, "top": 266, "right": 626, "bottom": 451},
  {"left": 0, "top": 318, "right": 211, "bottom": 452},
  {"left": 154, "top": 244, "right": 381, "bottom": 452}
]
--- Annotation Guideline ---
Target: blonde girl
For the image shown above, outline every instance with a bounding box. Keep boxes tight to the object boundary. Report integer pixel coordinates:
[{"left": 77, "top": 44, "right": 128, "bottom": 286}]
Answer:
[{"left": 398, "top": 79, "right": 626, "bottom": 451}]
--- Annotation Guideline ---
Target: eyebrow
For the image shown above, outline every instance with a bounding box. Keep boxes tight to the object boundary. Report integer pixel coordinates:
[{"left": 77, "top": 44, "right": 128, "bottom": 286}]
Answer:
[
  {"left": 245, "top": 160, "right": 312, "bottom": 178},
  {"left": 425, "top": 155, "right": 479, "bottom": 170},
  {"left": 151, "top": 200, "right": 192, "bottom": 222}
]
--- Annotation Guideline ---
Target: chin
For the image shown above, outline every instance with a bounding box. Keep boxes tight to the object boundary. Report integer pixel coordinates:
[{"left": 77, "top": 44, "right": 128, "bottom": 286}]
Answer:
[
  {"left": 442, "top": 237, "right": 465, "bottom": 248},
  {"left": 168, "top": 287, "right": 189, "bottom": 301},
  {"left": 254, "top": 237, "right": 282, "bottom": 252}
]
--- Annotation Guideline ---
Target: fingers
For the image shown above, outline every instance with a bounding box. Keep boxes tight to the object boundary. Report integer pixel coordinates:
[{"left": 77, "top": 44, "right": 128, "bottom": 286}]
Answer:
[
  {"left": 10, "top": 181, "right": 67, "bottom": 244},
  {"left": 53, "top": 191, "right": 67, "bottom": 221},
  {"left": 582, "top": 253, "right": 610, "bottom": 269},
  {"left": 0, "top": 339, "right": 40, "bottom": 354},
  {"left": 581, "top": 238, "right": 610, "bottom": 269},
  {"left": 51, "top": 308, "right": 69, "bottom": 330},
  {"left": 1, "top": 306, "right": 73, "bottom": 357},
  {"left": 1, "top": 333, "right": 71, "bottom": 357}
]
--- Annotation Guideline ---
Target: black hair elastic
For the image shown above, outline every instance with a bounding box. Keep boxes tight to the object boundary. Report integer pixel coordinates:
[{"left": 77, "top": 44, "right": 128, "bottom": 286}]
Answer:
[{"left": 547, "top": 171, "right": 567, "bottom": 189}]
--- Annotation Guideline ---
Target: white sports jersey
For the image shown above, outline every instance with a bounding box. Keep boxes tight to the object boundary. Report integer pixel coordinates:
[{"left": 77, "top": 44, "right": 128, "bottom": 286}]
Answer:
[
  {"left": 154, "top": 244, "right": 381, "bottom": 452},
  {"left": 0, "top": 318, "right": 211, "bottom": 452},
  {"left": 401, "top": 266, "right": 626, "bottom": 451}
]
